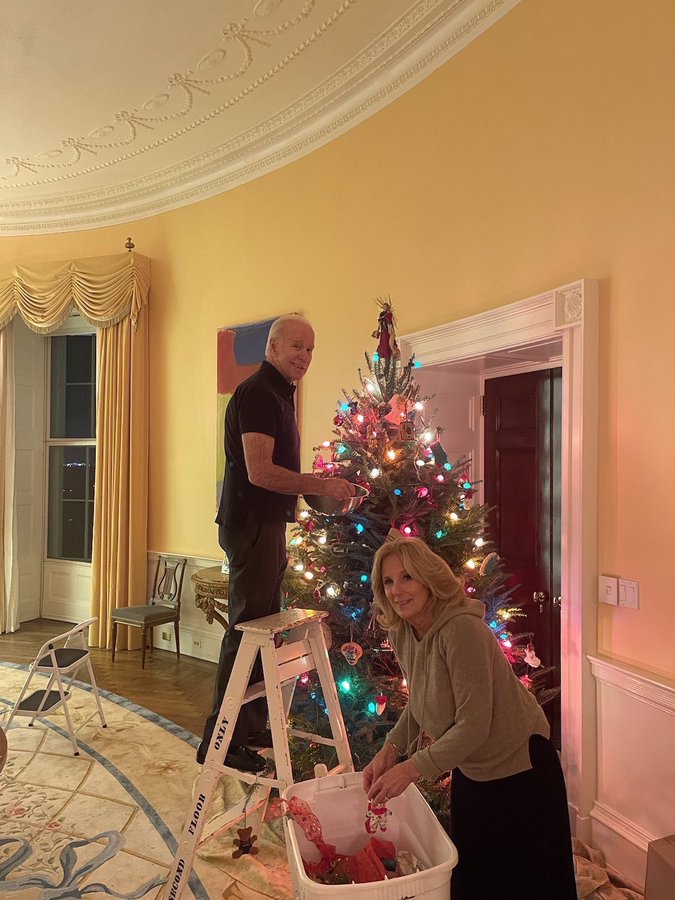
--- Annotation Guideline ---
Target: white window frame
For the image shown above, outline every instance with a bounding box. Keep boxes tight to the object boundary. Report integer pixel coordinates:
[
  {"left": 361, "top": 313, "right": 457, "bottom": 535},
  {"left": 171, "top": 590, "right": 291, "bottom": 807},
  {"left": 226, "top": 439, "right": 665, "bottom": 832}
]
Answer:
[{"left": 42, "top": 314, "right": 98, "bottom": 622}]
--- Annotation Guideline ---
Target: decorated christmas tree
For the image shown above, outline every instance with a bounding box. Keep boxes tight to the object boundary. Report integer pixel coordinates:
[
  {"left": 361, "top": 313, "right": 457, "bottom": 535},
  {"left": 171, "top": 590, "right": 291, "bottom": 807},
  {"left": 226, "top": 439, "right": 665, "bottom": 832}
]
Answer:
[{"left": 283, "top": 300, "right": 549, "bottom": 820}]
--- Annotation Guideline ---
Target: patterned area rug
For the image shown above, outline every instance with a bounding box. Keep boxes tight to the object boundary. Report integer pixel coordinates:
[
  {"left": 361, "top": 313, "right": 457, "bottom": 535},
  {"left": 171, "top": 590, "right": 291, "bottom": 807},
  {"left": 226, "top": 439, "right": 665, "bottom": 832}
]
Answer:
[
  {"left": 0, "top": 662, "right": 292, "bottom": 899},
  {"left": 1, "top": 663, "right": 646, "bottom": 899}
]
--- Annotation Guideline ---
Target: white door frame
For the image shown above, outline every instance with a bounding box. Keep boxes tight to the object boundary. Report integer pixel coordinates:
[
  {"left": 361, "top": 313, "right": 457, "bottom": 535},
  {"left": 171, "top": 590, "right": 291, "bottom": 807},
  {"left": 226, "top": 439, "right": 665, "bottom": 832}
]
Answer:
[{"left": 401, "top": 279, "right": 599, "bottom": 839}]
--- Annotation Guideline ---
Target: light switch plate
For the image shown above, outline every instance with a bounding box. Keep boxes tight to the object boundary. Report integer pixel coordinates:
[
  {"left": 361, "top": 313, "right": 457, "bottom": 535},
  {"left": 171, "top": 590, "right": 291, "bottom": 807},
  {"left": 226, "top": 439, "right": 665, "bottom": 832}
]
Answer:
[
  {"left": 599, "top": 575, "right": 619, "bottom": 605},
  {"left": 619, "top": 579, "right": 639, "bottom": 609}
]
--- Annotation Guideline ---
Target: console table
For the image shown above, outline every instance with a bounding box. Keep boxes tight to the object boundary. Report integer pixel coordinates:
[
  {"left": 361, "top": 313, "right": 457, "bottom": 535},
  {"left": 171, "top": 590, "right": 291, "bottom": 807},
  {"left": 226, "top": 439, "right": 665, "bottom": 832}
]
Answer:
[{"left": 192, "top": 566, "right": 229, "bottom": 629}]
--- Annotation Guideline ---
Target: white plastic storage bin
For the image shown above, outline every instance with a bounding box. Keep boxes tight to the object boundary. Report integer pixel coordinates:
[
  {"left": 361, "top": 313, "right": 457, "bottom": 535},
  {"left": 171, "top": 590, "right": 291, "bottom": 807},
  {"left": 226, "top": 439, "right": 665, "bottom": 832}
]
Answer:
[{"left": 282, "top": 771, "right": 458, "bottom": 899}]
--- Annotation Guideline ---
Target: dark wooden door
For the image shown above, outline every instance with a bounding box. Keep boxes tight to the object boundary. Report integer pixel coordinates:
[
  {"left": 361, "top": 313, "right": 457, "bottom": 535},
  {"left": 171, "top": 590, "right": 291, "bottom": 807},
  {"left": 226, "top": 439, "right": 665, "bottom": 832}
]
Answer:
[{"left": 484, "top": 368, "right": 562, "bottom": 747}]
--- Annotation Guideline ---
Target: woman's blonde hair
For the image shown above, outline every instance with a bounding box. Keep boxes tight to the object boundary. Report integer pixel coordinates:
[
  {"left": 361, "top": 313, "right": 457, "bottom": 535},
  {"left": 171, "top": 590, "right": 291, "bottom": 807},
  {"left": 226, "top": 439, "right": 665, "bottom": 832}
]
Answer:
[{"left": 372, "top": 536, "right": 468, "bottom": 629}]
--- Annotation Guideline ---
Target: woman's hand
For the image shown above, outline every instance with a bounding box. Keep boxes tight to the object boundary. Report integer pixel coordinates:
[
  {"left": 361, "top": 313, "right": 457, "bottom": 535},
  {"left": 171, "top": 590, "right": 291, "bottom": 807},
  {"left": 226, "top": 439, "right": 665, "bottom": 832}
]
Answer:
[
  {"left": 362, "top": 742, "right": 399, "bottom": 793},
  {"left": 367, "top": 758, "right": 421, "bottom": 804}
]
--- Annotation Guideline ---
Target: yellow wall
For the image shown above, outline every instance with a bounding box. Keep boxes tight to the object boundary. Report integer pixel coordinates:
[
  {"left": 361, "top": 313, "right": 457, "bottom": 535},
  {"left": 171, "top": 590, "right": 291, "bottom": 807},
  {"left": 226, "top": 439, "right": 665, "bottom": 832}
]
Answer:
[{"left": 2, "top": 0, "right": 674, "bottom": 676}]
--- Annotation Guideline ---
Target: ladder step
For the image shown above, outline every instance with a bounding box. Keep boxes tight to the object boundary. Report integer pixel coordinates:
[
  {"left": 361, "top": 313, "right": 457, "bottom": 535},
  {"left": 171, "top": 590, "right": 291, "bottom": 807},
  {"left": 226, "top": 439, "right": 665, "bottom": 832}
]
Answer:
[
  {"left": 242, "top": 652, "right": 315, "bottom": 704},
  {"left": 288, "top": 728, "right": 339, "bottom": 747},
  {"left": 236, "top": 608, "right": 327, "bottom": 635},
  {"left": 17, "top": 690, "right": 67, "bottom": 714}
]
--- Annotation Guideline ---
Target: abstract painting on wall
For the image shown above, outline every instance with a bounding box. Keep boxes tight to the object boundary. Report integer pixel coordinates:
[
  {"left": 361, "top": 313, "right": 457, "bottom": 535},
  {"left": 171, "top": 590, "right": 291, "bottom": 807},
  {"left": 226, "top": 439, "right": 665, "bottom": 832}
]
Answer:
[{"left": 216, "top": 317, "right": 276, "bottom": 507}]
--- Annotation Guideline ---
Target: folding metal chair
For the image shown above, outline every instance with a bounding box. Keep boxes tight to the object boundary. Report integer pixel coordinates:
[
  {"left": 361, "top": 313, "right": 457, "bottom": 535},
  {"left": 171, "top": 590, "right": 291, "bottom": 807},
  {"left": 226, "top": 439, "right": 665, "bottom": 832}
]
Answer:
[{"left": 2, "top": 617, "right": 107, "bottom": 755}]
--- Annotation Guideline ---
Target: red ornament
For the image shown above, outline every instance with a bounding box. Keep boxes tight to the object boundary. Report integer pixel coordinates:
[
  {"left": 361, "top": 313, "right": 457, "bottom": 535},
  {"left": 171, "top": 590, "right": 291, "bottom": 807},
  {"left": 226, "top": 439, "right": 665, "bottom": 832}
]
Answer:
[
  {"left": 375, "top": 693, "right": 388, "bottom": 715},
  {"left": 333, "top": 415, "right": 344, "bottom": 426}
]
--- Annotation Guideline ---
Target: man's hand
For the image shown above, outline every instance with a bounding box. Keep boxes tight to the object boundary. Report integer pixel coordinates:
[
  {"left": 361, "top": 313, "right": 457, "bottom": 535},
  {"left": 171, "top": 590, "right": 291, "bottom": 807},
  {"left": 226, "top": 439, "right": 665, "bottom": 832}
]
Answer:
[{"left": 318, "top": 478, "right": 357, "bottom": 500}]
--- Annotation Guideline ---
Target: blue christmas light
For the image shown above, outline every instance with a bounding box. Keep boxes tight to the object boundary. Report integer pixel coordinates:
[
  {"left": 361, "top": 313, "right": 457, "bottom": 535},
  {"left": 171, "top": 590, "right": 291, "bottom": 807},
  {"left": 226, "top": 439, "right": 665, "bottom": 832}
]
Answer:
[
  {"left": 414, "top": 360, "right": 422, "bottom": 368},
  {"left": 373, "top": 353, "right": 380, "bottom": 362},
  {"left": 360, "top": 574, "right": 369, "bottom": 583},
  {"left": 463, "top": 481, "right": 472, "bottom": 489},
  {"left": 340, "top": 679, "right": 351, "bottom": 693},
  {"left": 368, "top": 702, "right": 376, "bottom": 714},
  {"left": 394, "top": 488, "right": 402, "bottom": 496},
  {"left": 444, "top": 463, "right": 453, "bottom": 470},
  {"left": 435, "top": 530, "right": 444, "bottom": 539},
  {"left": 356, "top": 523, "right": 364, "bottom": 533},
  {"left": 340, "top": 403, "right": 350, "bottom": 412},
  {"left": 337, "top": 445, "right": 346, "bottom": 454},
  {"left": 500, "top": 633, "right": 509, "bottom": 641},
  {"left": 489, "top": 621, "right": 498, "bottom": 629}
]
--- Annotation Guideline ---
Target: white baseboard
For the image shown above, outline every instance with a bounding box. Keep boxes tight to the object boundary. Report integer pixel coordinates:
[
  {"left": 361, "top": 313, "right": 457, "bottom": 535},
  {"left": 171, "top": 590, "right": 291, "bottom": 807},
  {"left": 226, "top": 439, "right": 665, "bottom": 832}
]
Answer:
[
  {"left": 148, "top": 551, "right": 223, "bottom": 663},
  {"left": 152, "top": 623, "right": 222, "bottom": 664},
  {"left": 590, "top": 801, "right": 652, "bottom": 887}
]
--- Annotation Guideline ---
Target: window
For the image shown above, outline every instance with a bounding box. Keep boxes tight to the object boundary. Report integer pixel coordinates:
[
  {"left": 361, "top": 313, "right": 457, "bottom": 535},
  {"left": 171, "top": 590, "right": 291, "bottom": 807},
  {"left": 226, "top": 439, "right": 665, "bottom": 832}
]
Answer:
[{"left": 46, "top": 334, "right": 97, "bottom": 562}]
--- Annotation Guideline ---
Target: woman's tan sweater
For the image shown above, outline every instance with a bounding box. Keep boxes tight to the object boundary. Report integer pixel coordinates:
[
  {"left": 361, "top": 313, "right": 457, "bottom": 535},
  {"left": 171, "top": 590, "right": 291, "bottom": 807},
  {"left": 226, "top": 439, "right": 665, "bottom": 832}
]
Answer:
[{"left": 386, "top": 598, "right": 550, "bottom": 782}]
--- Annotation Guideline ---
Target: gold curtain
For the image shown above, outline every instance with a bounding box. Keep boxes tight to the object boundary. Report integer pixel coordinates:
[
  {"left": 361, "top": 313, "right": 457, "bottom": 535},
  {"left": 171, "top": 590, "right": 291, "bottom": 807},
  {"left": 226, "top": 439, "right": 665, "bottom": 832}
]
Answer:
[
  {"left": 0, "top": 253, "right": 147, "bottom": 334},
  {"left": 89, "top": 301, "right": 148, "bottom": 649},
  {"left": 0, "top": 323, "right": 18, "bottom": 633},
  {"left": 0, "top": 252, "right": 150, "bottom": 646}
]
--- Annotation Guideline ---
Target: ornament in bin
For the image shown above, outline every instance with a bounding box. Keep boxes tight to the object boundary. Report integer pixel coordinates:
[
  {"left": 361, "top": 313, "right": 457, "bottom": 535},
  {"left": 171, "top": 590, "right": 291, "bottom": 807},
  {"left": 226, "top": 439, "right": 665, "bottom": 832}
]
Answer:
[
  {"left": 375, "top": 693, "right": 388, "bottom": 715},
  {"left": 365, "top": 800, "right": 391, "bottom": 834},
  {"left": 341, "top": 641, "right": 363, "bottom": 666}
]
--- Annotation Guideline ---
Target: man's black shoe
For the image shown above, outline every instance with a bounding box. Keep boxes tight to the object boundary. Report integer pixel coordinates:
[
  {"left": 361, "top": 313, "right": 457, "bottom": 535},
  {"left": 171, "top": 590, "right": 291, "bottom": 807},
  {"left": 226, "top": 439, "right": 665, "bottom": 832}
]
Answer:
[
  {"left": 224, "top": 745, "right": 267, "bottom": 773},
  {"left": 246, "top": 729, "right": 273, "bottom": 749}
]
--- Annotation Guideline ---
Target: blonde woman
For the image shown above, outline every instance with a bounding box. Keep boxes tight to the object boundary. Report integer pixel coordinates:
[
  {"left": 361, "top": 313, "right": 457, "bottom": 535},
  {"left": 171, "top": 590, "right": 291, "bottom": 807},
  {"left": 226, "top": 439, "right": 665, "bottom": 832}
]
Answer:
[{"left": 363, "top": 536, "right": 576, "bottom": 899}]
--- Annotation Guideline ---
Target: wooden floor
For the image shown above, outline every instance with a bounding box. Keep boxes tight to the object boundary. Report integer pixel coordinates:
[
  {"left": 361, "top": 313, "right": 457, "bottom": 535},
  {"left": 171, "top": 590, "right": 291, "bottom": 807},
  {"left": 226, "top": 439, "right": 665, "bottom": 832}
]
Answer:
[{"left": 0, "top": 619, "right": 216, "bottom": 738}]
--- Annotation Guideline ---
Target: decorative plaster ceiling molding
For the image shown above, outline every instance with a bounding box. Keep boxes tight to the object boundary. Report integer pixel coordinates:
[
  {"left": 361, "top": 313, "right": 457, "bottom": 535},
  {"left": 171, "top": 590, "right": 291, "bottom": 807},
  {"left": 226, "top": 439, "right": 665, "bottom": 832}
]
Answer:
[{"left": 0, "top": 0, "right": 520, "bottom": 234}]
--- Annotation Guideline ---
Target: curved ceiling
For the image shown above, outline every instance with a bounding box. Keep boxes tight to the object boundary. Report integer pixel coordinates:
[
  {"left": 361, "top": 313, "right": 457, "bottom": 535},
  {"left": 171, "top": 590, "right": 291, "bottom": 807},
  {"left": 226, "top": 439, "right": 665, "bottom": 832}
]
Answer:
[{"left": 1, "top": 0, "right": 518, "bottom": 234}]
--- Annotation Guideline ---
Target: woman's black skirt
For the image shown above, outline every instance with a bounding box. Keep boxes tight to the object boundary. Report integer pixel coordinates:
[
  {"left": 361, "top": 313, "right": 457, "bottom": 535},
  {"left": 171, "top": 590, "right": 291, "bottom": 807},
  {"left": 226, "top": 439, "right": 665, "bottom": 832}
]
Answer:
[{"left": 449, "top": 734, "right": 577, "bottom": 899}]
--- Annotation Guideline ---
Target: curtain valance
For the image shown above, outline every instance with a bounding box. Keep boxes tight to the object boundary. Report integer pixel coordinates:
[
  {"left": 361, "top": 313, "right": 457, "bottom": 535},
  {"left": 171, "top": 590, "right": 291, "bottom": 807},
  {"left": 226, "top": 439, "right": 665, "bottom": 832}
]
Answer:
[{"left": 0, "top": 252, "right": 150, "bottom": 334}]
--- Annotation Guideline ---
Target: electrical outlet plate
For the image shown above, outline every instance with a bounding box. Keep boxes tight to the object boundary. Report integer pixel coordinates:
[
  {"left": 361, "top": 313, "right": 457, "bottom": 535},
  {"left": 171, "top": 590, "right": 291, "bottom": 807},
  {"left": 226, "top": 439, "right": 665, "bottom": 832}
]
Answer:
[
  {"left": 599, "top": 575, "right": 618, "bottom": 605},
  {"left": 161, "top": 631, "right": 171, "bottom": 641}
]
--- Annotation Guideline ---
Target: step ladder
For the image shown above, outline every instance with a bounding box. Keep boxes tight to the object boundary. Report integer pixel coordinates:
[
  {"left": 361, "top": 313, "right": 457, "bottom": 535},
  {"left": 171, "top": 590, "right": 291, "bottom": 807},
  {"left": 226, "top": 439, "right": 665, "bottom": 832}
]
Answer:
[{"left": 164, "top": 608, "right": 353, "bottom": 900}]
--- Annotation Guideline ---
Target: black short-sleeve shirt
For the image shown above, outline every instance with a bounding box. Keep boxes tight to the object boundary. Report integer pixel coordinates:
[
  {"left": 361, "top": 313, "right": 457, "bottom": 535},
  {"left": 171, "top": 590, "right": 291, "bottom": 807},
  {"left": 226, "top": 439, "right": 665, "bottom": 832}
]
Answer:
[{"left": 216, "top": 361, "right": 301, "bottom": 525}]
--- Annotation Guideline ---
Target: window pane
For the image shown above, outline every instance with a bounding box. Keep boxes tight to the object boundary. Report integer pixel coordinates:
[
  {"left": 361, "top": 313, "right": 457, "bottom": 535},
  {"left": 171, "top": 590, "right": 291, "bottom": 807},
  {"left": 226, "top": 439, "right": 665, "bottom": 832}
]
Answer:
[
  {"left": 48, "top": 446, "right": 96, "bottom": 562},
  {"left": 50, "top": 335, "right": 96, "bottom": 438},
  {"left": 65, "top": 334, "right": 94, "bottom": 383}
]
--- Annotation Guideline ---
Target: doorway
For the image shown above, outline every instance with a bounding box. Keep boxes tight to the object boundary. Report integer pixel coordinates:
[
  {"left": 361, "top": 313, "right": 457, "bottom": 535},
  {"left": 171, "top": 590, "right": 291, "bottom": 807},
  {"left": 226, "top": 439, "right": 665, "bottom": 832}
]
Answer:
[
  {"left": 401, "top": 279, "right": 599, "bottom": 841},
  {"left": 484, "top": 368, "right": 562, "bottom": 746}
]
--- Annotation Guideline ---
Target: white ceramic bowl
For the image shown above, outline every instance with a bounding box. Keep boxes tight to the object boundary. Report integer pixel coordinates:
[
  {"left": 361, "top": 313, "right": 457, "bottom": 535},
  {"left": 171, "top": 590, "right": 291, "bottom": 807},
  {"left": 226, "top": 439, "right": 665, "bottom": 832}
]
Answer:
[{"left": 303, "top": 484, "right": 369, "bottom": 515}]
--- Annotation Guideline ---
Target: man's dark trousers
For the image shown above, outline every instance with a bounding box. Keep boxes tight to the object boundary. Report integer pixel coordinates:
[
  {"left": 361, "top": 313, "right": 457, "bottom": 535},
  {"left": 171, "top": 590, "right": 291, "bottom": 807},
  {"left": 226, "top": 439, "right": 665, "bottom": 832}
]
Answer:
[{"left": 197, "top": 517, "right": 287, "bottom": 764}]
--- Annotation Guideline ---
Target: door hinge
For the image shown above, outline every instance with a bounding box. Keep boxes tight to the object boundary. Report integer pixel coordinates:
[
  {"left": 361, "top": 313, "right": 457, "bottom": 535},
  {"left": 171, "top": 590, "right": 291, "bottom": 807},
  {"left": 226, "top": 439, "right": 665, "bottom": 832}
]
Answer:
[{"left": 480, "top": 395, "right": 486, "bottom": 416}]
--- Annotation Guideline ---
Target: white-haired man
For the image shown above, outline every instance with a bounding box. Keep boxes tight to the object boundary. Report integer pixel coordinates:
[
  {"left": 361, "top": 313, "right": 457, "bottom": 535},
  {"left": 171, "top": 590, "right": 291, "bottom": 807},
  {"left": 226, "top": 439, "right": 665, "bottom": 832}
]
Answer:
[{"left": 197, "top": 314, "right": 355, "bottom": 771}]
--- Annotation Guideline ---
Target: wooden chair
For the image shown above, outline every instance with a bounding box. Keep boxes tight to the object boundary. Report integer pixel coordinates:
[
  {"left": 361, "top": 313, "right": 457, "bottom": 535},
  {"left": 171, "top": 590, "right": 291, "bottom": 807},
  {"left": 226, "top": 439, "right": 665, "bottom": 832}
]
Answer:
[
  {"left": 2, "top": 618, "right": 107, "bottom": 755},
  {"left": 111, "top": 556, "right": 187, "bottom": 669}
]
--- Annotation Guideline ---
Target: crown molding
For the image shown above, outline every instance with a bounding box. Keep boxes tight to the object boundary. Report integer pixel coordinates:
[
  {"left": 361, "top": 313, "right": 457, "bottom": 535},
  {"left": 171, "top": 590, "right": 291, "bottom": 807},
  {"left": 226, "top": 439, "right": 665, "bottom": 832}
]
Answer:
[{"left": 0, "top": 0, "right": 521, "bottom": 235}]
